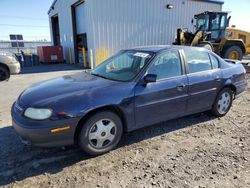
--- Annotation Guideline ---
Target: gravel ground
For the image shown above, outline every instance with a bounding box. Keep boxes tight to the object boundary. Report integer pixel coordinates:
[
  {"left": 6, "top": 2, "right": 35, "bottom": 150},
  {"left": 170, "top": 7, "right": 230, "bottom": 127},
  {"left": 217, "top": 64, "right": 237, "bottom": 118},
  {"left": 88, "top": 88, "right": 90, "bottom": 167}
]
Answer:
[{"left": 0, "top": 65, "right": 249, "bottom": 188}]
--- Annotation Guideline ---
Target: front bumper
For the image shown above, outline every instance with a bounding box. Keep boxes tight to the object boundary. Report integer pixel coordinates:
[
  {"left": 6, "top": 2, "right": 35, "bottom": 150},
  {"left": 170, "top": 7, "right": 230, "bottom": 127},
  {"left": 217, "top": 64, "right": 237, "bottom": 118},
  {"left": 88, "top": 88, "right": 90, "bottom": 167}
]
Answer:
[
  {"left": 8, "top": 63, "right": 21, "bottom": 74},
  {"left": 11, "top": 102, "right": 80, "bottom": 148},
  {"left": 235, "top": 79, "right": 248, "bottom": 98}
]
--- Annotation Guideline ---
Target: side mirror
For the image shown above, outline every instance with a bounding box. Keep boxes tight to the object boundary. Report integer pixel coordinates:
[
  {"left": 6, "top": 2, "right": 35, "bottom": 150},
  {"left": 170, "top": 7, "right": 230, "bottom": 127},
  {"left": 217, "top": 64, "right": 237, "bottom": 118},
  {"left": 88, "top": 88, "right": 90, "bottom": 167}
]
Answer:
[
  {"left": 144, "top": 74, "right": 157, "bottom": 83},
  {"left": 227, "top": 16, "right": 231, "bottom": 27}
]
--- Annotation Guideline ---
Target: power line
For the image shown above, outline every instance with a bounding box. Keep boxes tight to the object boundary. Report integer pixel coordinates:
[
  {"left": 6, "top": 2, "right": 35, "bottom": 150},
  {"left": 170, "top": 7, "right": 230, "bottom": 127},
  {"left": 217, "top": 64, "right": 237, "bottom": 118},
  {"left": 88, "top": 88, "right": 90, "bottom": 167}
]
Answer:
[
  {"left": 0, "top": 15, "right": 48, "bottom": 21},
  {"left": 0, "top": 24, "right": 49, "bottom": 28}
]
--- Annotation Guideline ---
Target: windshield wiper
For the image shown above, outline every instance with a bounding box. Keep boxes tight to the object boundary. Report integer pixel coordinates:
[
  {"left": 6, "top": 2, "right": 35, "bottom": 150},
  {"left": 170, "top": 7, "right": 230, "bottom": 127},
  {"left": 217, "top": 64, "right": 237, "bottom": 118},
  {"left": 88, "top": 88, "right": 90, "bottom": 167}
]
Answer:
[{"left": 91, "top": 72, "right": 109, "bottom": 80}]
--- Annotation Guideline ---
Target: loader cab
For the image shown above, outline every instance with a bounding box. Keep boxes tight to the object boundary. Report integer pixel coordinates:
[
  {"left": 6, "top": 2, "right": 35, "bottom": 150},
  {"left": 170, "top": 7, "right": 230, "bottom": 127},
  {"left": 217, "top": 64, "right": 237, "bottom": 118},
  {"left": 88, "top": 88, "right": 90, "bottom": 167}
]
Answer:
[{"left": 195, "top": 11, "right": 229, "bottom": 42}]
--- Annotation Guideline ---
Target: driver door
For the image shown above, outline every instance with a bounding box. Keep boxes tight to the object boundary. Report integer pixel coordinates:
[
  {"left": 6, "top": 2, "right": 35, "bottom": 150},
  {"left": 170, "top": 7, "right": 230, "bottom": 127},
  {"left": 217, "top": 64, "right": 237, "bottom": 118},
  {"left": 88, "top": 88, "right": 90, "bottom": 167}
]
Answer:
[{"left": 134, "top": 50, "right": 188, "bottom": 129}]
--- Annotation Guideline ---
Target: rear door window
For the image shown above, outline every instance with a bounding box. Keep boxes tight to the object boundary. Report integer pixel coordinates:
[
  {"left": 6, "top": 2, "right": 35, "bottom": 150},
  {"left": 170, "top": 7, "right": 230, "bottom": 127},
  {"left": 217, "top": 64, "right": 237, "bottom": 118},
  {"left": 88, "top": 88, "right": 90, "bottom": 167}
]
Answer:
[{"left": 184, "top": 49, "right": 212, "bottom": 73}]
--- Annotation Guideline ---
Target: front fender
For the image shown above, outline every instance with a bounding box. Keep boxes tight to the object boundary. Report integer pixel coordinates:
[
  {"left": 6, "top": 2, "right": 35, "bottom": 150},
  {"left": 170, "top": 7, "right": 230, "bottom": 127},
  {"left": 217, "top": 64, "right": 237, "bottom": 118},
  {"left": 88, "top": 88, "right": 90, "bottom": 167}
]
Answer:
[{"left": 55, "top": 83, "right": 137, "bottom": 132}]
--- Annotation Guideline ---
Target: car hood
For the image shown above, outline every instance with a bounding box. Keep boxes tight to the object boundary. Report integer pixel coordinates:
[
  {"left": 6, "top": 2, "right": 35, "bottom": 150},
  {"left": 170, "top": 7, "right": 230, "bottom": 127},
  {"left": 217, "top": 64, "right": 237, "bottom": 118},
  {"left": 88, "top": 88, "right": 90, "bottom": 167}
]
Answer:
[{"left": 19, "top": 72, "right": 119, "bottom": 107}]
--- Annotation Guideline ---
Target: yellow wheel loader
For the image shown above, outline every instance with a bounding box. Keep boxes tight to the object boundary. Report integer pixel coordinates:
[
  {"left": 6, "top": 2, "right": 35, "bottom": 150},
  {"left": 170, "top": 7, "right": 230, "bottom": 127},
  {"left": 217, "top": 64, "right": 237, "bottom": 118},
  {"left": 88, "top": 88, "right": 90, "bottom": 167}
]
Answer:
[{"left": 173, "top": 11, "right": 250, "bottom": 60}]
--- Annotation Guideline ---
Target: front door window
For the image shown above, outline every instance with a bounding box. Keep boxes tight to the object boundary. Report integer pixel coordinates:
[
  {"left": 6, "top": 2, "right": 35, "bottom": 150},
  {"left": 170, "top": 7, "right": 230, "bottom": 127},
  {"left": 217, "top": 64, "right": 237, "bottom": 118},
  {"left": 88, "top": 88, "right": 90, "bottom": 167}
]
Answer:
[{"left": 147, "top": 50, "right": 182, "bottom": 80}]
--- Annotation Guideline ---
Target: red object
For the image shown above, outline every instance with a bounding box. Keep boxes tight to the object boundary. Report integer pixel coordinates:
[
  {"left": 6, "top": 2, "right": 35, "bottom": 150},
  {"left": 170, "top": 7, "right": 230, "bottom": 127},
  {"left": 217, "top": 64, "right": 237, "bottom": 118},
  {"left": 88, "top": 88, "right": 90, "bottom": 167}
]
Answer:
[{"left": 37, "top": 46, "right": 64, "bottom": 64}]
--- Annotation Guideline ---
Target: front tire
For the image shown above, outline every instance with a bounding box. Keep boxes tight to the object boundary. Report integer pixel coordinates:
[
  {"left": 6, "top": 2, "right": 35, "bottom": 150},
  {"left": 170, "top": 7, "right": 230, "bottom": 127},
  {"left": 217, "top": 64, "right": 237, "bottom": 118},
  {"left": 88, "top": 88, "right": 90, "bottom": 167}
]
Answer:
[
  {"left": 211, "top": 88, "right": 233, "bottom": 117},
  {"left": 0, "top": 66, "right": 10, "bottom": 81},
  {"left": 78, "top": 111, "right": 123, "bottom": 156}
]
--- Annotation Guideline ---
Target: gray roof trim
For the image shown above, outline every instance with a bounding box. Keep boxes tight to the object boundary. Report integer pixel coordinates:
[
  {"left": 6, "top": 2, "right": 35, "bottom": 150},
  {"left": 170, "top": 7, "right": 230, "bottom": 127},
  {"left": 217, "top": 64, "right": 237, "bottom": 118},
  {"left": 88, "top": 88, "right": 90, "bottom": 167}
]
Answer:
[
  {"left": 195, "top": 0, "right": 224, "bottom": 4},
  {"left": 47, "top": 0, "right": 224, "bottom": 15},
  {"left": 48, "top": 0, "right": 58, "bottom": 15}
]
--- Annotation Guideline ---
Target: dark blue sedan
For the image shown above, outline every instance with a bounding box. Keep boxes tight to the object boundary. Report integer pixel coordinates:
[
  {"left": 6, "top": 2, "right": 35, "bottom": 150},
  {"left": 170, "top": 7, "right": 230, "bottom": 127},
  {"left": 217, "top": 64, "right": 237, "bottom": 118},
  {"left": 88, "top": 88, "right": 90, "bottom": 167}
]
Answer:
[{"left": 12, "top": 46, "right": 247, "bottom": 155}]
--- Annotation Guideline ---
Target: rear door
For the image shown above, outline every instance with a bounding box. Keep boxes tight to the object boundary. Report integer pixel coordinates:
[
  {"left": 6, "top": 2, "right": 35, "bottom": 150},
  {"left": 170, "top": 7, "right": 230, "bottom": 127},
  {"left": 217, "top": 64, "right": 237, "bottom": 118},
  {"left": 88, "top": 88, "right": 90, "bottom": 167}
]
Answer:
[
  {"left": 183, "top": 49, "right": 222, "bottom": 113},
  {"left": 134, "top": 50, "right": 188, "bottom": 129}
]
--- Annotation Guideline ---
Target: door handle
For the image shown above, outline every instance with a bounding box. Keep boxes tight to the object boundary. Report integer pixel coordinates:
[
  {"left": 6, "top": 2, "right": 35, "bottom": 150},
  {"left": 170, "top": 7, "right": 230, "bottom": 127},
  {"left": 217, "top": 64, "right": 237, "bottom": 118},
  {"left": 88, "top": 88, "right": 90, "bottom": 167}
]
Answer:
[
  {"left": 176, "top": 84, "right": 185, "bottom": 91},
  {"left": 214, "top": 76, "right": 221, "bottom": 82}
]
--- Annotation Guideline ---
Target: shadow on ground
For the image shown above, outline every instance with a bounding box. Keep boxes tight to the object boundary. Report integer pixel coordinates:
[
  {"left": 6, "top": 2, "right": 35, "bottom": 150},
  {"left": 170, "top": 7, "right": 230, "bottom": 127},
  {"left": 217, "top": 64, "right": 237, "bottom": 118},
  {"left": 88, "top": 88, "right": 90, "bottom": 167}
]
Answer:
[
  {"left": 0, "top": 113, "right": 216, "bottom": 186},
  {"left": 20, "top": 64, "right": 86, "bottom": 74}
]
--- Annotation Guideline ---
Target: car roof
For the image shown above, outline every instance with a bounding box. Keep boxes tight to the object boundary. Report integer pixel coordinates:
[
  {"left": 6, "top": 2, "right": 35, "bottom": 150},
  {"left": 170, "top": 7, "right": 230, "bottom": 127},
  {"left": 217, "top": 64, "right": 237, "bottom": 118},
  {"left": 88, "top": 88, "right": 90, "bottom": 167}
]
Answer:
[
  {"left": 126, "top": 45, "right": 209, "bottom": 53},
  {"left": 195, "top": 11, "right": 229, "bottom": 16}
]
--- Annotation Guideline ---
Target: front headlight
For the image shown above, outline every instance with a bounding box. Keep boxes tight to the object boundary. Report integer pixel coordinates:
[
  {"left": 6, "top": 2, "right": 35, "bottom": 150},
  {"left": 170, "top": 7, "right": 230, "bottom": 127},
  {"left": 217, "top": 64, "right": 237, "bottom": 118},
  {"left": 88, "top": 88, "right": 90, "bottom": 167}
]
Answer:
[
  {"left": 225, "top": 31, "right": 233, "bottom": 37},
  {"left": 24, "top": 108, "right": 52, "bottom": 120},
  {"left": 7, "top": 55, "right": 18, "bottom": 63},
  {"left": 7, "top": 56, "right": 18, "bottom": 63}
]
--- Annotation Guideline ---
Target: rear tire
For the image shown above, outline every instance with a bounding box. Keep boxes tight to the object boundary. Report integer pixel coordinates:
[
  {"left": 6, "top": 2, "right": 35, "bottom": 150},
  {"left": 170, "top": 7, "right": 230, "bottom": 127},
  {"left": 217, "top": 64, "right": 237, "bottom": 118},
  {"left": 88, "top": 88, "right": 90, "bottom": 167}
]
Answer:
[
  {"left": 0, "top": 65, "right": 10, "bottom": 81},
  {"left": 78, "top": 111, "right": 123, "bottom": 156},
  {"left": 211, "top": 88, "right": 233, "bottom": 117},
  {"left": 222, "top": 46, "right": 243, "bottom": 60}
]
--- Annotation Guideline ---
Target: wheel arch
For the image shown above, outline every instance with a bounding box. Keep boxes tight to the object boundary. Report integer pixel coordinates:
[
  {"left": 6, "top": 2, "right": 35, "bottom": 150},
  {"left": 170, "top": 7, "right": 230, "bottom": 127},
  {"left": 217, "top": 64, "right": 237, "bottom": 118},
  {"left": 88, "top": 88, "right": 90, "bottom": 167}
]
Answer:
[
  {"left": 221, "top": 39, "right": 246, "bottom": 55},
  {"left": 0, "top": 62, "right": 10, "bottom": 73},
  {"left": 74, "top": 105, "right": 128, "bottom": 145},
  {"left": 220, "top": 83, "right": 237, "bottom": 98}
]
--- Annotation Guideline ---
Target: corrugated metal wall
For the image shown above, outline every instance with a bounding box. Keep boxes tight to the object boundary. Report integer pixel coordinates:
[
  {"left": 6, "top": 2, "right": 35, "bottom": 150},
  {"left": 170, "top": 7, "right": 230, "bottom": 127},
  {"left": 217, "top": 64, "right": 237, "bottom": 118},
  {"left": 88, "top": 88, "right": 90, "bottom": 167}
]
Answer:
[
  {"left": 87, "top": 0, "right": 222, "bottom": 66},
  {"left": 49, "top": 0, "right": 93, "bottom": 64},
  {"left": 48, "top": 0, "right": 79, "bottom": 63},
  {"left": 49, "top": 0, "right": 222, "bottom": 66}
]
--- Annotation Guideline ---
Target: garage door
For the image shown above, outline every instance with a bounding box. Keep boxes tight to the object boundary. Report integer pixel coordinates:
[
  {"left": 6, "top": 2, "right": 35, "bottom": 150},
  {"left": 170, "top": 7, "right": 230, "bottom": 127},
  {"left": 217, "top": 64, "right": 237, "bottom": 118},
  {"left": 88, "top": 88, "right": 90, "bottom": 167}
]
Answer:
[
  {"left": 75, "top": 2, "right": 88, "bottom": 66},
  {"left": 75, "top": 2, "right": 86, "bottom": 34}
]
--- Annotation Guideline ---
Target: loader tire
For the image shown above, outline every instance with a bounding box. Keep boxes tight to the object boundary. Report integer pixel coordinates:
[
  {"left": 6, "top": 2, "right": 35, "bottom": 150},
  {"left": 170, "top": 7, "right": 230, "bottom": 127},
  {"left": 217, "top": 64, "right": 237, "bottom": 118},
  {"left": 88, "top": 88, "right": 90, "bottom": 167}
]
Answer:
[{"left": 223, "top": 46, "right": 243, "bottom": 60}]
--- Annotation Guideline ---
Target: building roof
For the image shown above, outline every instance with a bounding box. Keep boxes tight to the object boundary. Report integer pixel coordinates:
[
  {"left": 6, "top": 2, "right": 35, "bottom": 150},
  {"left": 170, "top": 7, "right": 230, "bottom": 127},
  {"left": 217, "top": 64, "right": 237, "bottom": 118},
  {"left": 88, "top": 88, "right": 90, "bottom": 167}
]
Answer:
[
  {"left": 48, "top": 0, "right": 224, "bottom": 14},
  {"left": 201, "top": 0, "right": 224, "bottom": 4},
  {"left": 195, "top": 10, "right": 229, "bottom": 17},
  {"left": 47, "top": 0, "right": 58, "bottom": 14}
]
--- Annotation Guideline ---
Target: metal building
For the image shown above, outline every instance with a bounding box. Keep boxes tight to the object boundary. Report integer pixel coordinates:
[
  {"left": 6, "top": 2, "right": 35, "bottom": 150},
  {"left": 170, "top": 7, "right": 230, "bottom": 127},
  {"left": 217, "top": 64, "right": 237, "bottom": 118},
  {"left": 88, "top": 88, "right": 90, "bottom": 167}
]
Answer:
[{"left": 48, "top": 0, "right": 224, "bottom": 67}]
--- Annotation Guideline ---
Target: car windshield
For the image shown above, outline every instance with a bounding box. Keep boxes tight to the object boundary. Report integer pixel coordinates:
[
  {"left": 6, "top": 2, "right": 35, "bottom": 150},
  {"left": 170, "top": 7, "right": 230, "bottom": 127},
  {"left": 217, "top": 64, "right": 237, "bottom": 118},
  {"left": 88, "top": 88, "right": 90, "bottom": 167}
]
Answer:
[{"left": 91, "top": 50, "right": 154, "bottom": 82}]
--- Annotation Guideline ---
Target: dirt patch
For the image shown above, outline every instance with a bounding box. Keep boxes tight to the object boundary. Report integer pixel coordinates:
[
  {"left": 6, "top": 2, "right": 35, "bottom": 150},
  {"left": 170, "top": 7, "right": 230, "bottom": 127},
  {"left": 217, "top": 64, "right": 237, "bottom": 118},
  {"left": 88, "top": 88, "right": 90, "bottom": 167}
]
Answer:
[{"left": 0, "top": 77, "right": 249, "bottom": 188}]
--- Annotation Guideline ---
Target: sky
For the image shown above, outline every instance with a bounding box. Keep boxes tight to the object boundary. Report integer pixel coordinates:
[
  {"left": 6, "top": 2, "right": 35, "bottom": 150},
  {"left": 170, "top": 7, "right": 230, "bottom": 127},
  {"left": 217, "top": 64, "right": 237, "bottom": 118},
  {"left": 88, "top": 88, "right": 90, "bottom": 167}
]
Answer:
[
  {"left": 223, "top": 0, "right": 250, "bottom": 32},
  {"left": 0, "top": 0, "right": 53, "bottom": 41},
  {"left": 0, "top": 0, "right": 249, "bottom": 41}
]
